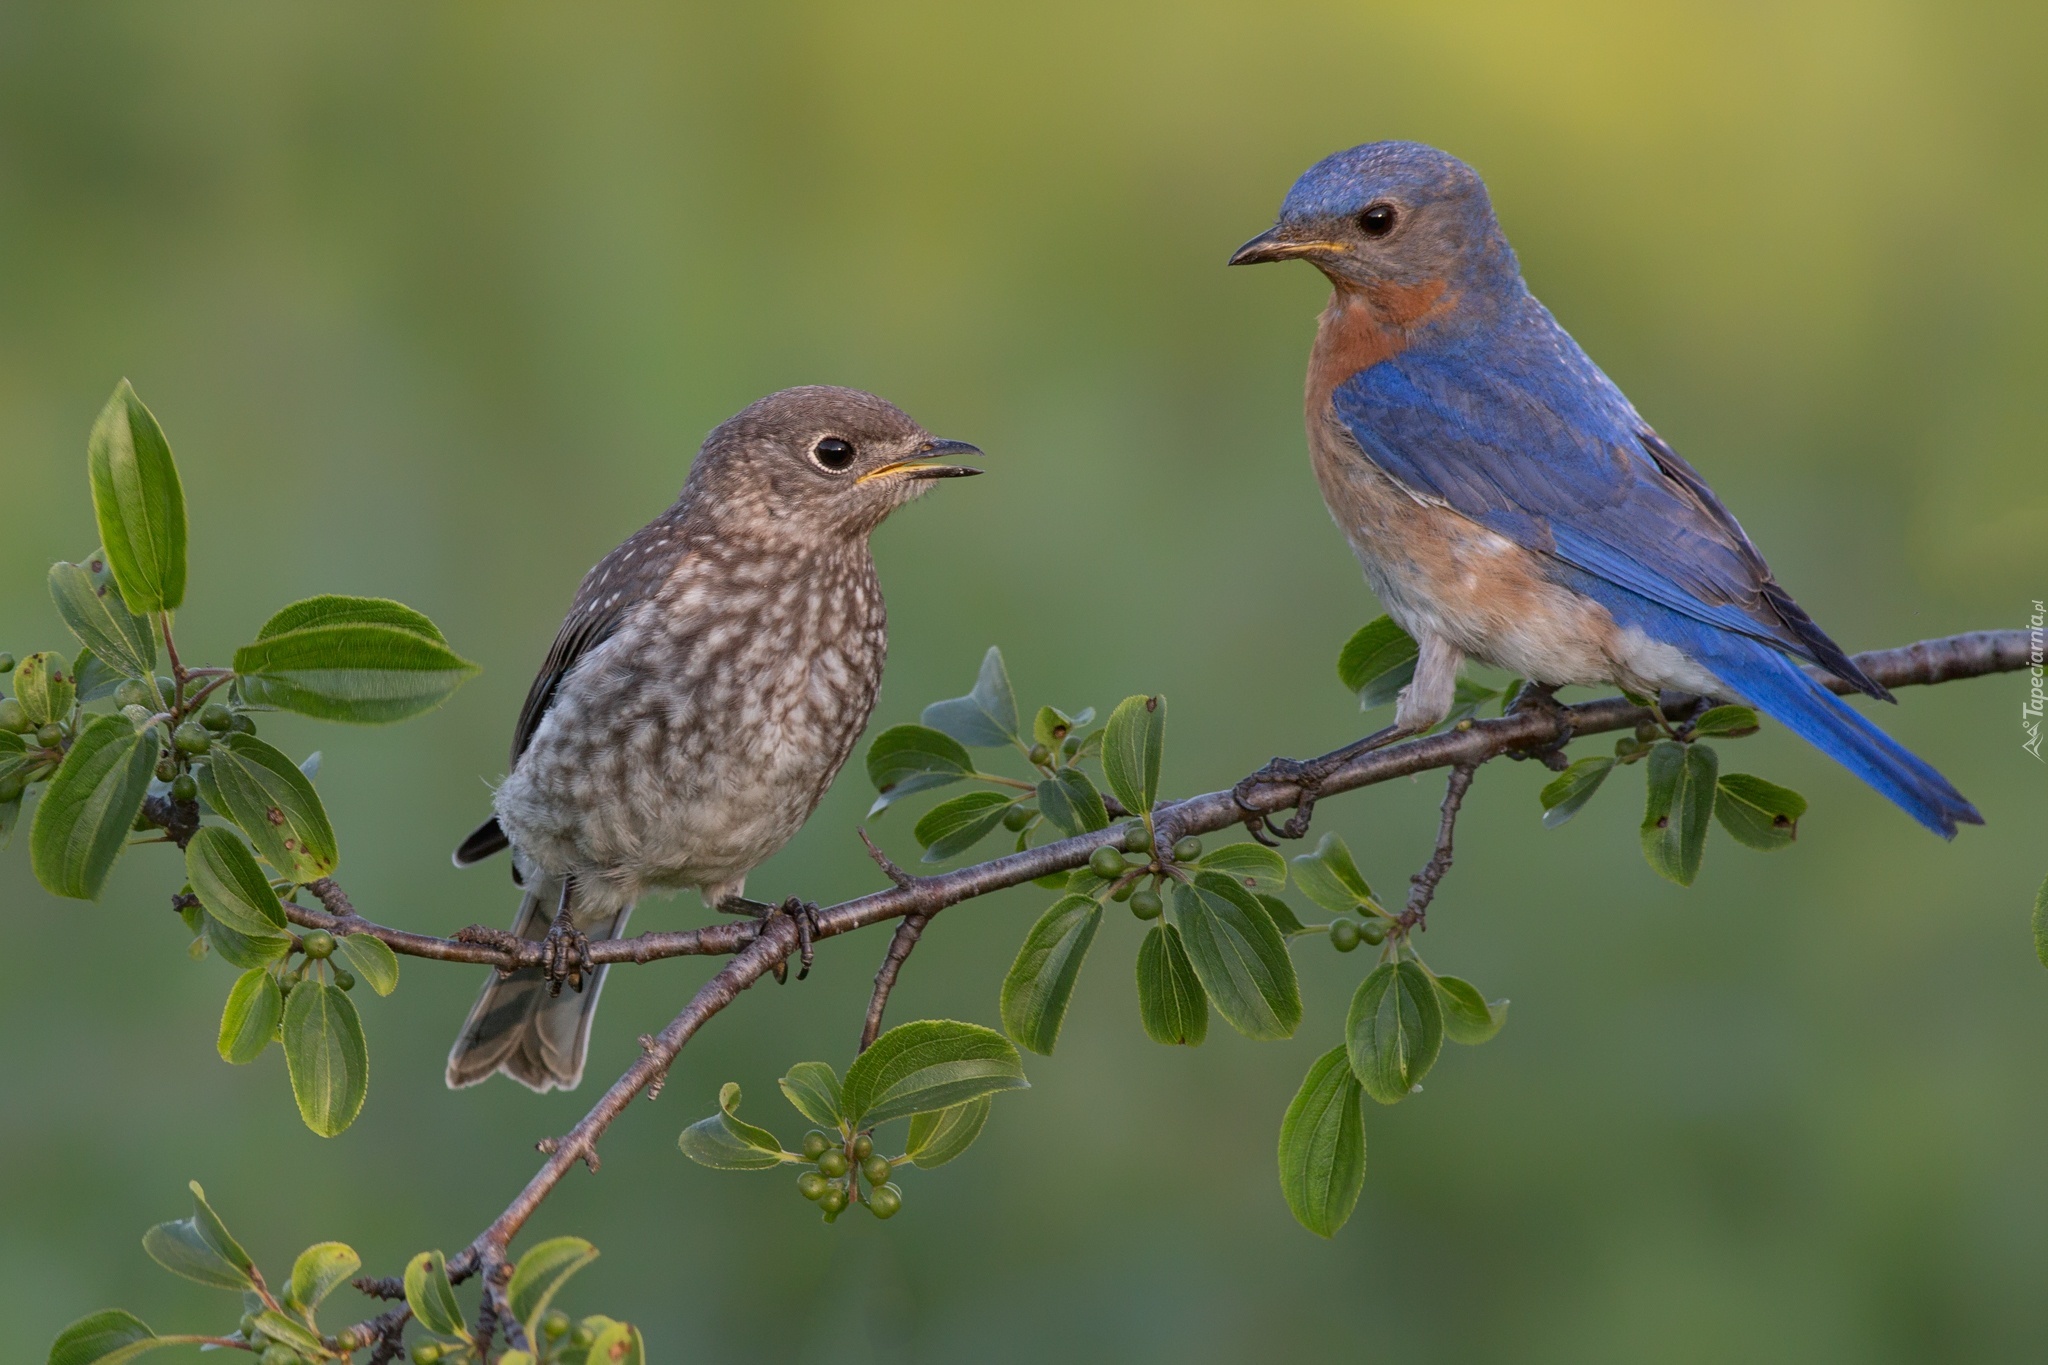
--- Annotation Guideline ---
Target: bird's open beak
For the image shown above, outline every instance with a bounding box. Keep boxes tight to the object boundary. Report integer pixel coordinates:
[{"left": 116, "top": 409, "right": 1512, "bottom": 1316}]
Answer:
[
  {"left": 1227, "top": 227, "right": 1349, "bottom": 266},
  {"left": 858, "top": 438, "right": 985, "bottom": 483}
]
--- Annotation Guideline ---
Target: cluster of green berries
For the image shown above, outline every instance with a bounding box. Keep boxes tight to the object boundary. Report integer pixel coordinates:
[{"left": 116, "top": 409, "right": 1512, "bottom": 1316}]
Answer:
[
  {"left": 1085, "top": 824, "right": 1204, "bottom": 921},
  {"left": 796, "top": 1131, "right": 902, "bottom": 1219},
  {"left": 1327, "top": 915, "right": 1390, "bottom": 952},
  {"left": 287, "top": 931, "right": 355, "bottom": 991}
]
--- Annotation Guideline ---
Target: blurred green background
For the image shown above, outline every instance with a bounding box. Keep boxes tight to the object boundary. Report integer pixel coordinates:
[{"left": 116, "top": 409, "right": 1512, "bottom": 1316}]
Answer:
[{"left": 4, "top": 4, "right": 2046, "bottom": 1361}]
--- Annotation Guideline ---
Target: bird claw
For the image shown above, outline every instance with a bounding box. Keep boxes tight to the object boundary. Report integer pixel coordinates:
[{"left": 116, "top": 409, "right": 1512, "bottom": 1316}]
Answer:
[
  {"left": 1505, "top": 682, "right": 1576, "bottom": 768},
  {"left": 1232, "top": 756, "right": 1324, "bottom": 845},
  {"left": 719, "top": 895, "right": 822, "bottom": 983},
  {"left": 540, "top": 916, "right": 592, "bottom": 998}
]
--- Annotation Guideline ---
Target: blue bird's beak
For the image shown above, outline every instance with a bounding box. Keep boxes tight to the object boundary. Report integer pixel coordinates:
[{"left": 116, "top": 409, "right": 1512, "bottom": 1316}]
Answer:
[{"left": 1228, "top": 227, "right": 1348, "bottom": 266}]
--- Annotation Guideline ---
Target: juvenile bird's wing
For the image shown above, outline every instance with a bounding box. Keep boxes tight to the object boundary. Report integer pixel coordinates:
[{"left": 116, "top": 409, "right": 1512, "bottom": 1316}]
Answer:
[{"left": 1327, "top": 316, "right": 1888, "bottom": 699}]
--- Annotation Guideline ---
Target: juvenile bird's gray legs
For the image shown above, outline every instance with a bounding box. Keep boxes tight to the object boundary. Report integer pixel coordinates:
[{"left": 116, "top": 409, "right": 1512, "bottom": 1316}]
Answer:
[
  {"left": 717, "top": 895, "right": 822, "bottom": 983},
  {"left": 541, "top": 875, "right": 593, "bottom": 997},
  {"left": 1505, "top": 679, "right": 1576, "bottom": 766},
  {"left": 1234, "top": 632, "right": 1463, "bottom": 844}
]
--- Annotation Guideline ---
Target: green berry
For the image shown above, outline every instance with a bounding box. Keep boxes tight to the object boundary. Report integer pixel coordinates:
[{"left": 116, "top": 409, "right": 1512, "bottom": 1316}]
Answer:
[
  {"left": 570, "top": 1325, "right": 597, "bottom": 1348},
  {"left": 114, "top": 679, "right": 150, "bottom": 709},
  {"left": 261, "top": 1345, "right": 299, "bottom": 1365},
  {"left": 1129, "top": 889, "right": 1163, "bottom": 920},
  {"left": 301, "top": 930, "right": 337, "bottom": 960},
  {"left": 412, "top": 1345, "right": 444, "bottom": 1365},
  {"left": 35, "top": 722, "right": 65, "bottom": 749},
  {"left": 1001, "top": 804, "right": 1033, "bottom": 831},
  {"left": 1359, "top": 918, "right": 1389, "bottom": 945},
  {"left": 818, "top": 1185, "right": 848, "bottom": 1215},
  {"left": 852, "top": 1133, "right": 874, "bottom": 1161},
  {"left": 228, "top": 712, "right": 257, "bottom": 735},
  {"left": 172, "top": 722, "right": 210, "bottom": 755},
  {"left": 1123, "top": 823, "right": 1152, "bottom": 853},
  {"left": 862, "top": 1154, "right": 892, "bottom": 1185},
  {"left": 200, "top": 703, "right": 233, "bottom": 731},
  {"left": 155, "top": 756, "right": 179, "bottom": 782},
  {"left": 1614, "top": 736, "right": 1642, "bottom": 758},
  {"left": 132, "top": 807, "right": 155, "bottom": 832},
  {"left": 0, "top": 699, "right": 26, "bottom": 733},
  {"left": 1089, "top": 845, "right": 1127, "bottom": 879},
  {"left": 868, "top": 1183, "right": 903, "bottom": 1219},
  {"left": 1027, "top": 743, "right": 1051, "bottom": 766},
  {"left": 334, "top": 969, "right": 356, "bottom": 991},
  {"left": 1061, "top": 735, "right": 1080, "bottom": 758},
  {"left": 170, "top": 773, "right": 198, "bottom": 802},
  {"left": 1110, "top": 878, "right": 1135, "bottom": 902},
  {"left": 801, "top": 1130, "right": 830, "bottom": 1160},
  {"left": 1171, "top": 836, "right": 1203, "bottom": 862},
  {"left": 1329, "top": 919, "right": 1362, "bottom": 952},
  {"left": 238, "top": 1313, "right": 259, "bottom": 1339},
  {"left": 0, "top": 652, "right": 12, "bottom": 673},
  {"left": 542, "top": 1310, "right": 572, "bottom": 1339},
  {"left": 797, "top": 1171, "right": 830, "bottom": 1201},
  {"left": 817, "top": 1148, "right": 848, "bottom": 1178},
  {"left": 155, "top": 676, "right": 176, "bottom": 699},
  {"left": 0, "top": 772, "right": 25, "bottom": 804}
]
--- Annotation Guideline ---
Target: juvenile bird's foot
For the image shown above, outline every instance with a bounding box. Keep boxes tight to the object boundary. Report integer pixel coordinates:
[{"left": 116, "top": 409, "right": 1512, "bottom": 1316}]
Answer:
[
  {"left": 540, "top": 910, "right": 593, "bottom": 998},
  {"left": 718, "top": 896, "right": 823, "bottom": 983},
  {"left": 1232, "top": 724, "right": 1408, "bottom": 845},
  {"left": 1505, "top": 682, "right": 1576, "bottom": 770}
]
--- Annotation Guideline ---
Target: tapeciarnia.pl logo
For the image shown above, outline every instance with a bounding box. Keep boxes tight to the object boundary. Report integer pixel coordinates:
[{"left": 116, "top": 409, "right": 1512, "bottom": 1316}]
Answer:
[{"left": 2025, "top": 600, "right": 2045, "bottom": 761}]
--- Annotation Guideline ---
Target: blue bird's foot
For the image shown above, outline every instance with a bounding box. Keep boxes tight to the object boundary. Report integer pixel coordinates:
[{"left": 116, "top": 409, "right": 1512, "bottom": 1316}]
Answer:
[
  {"left": 719, "top": 895, "right": 822, "bottom": 983},
  {"left": 1504, "top": 681, "right": 1576, "bottom": 770}
]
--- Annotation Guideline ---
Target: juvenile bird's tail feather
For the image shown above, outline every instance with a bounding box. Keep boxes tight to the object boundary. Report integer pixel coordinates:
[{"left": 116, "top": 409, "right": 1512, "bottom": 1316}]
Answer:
[
  {"left": 445, "top": 875, "right": 632, "bottom": 1092},
  {"left": 1698, "top": 633, "right": 1981, "bottom": 838}
]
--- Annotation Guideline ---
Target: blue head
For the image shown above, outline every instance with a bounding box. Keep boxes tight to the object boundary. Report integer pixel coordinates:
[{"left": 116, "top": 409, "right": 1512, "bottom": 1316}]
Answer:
[{"left": 1230, "top": 142, "right": 1520, "bottom": 299}]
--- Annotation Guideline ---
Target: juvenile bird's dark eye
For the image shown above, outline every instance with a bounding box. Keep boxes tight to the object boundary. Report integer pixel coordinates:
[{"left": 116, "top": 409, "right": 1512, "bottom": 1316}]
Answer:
[
  {"left": 1358, "top": 204, "right": 1397, "bottom": 238},
  {"left": 812, "top": 437, "right": 856, "bottom": 472}
]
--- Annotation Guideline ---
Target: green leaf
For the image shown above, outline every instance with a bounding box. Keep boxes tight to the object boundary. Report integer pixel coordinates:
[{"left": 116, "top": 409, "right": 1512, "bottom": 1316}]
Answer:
[
  {"left": 1195, "top": 841, "right": 1287, "bottom": 894},
  {"left": 1100, "top": 693, "right": 1165, "bottom": 817},
  {"left": 0, "top": 797, "right": 22, "bottom": 851},
  {"left": 403, "top": 1250, "right": 469, "bottom": 1341},
  {"left": 1540, "top": 756, "right": 1616, "bottom": 829},
  {"left": 1277, "top": 1046, "right": 1367, "bottom": 1238},
  {"left": 1346, "top": 961, "right": 1444, "bottom": 1104},
  {"left": 14, "top": 650, "right": 77, "bottom": 728},
  {"left": 507, "top": 1236, "right": 599, "bottom": 1339},
  {"left": 1031, "top": 704, "right": 1093, "bottom": 752},
  {"left": 2035, "top": 876, "right": 2048, "bottom": 970},
  {"left": 1000, "top": 894, "right": 1102, "bottom": 1055},
  {"left": 1434, "top": 974, "right": 1507, "bottom": 1045},
  {"left": 1289, "top": 832, "right": 1372, "bottom": 914},
  {"left": 217, "top": 968, "right": 283, "bottom": 1064},
  {"left": 185, "top": 826, "right": 289, "bottom": 938},
  {"left": 46, "top": 1309, "right": 196, "bottom": 1365},
  {"left": 1641, "top": 740, "right": 1718, "bottom": 885},
  {"left": 777, "top": 1062, "right": 843, "bottom": 1129},
  {"left": 141, "top": 1181, "right": 255, "bottom": 1290},
  {"left": 330, "top": 931, "right": 399, "bottom": 996},
  {"left": 286, "top": 1241, "right": 361, "bottom": 1316},
  {"left": 1337, "top": 616, "right": 1418, "bottom": 709},
  {"left": 1034, "top": 768, "right": 1109, "bottom": 837},
  {"left": 840, "top": 1019, "right": 1028, "bottom": 1127},
  {"left": 71, "top": 647, "right": 123, "bottom": 704},
  {"left": 201, "top": 911, "right": 291, "bottom": 969},
  {"left": 87, "top": 381, "right": 186, "bottom": 614},
  {"left": 1257, "top": 893, "right": 1313, "bottom": 937},
  {"left": 1713, "top": 772, "right": 1807, "bottom": 851},
  {"left": 1690, "top": 704, "right": 1761, "bottom": 738},
  {"left": 1134, "top": 922, "right": 1208, "bottom": 1046},
  {"left": 193, "top": 733, "right": 338, "bottom": 881},
  {"left": 49, "top": 554, "right": 157, "bottom": 681},
  {"left": 921, "top": 645, "right": 1019, "bottom": 747},
  {"left": 282, "top": 980, "right": 369, "bottom": 1136},
  {"left": 233, "top": 622, "right": 479, "bottom": 724},
  {"left": 904, "top": 1095, "right": 992, "bottom": 1169},
  {"left": 912, "top": 790, "right": 1013, "bottom": 862},
  {"left": 864, "top": 723, "right": 974, "bottom": 814},
  {"left": 29, "top": 714, "right": 160, "bottom": 900},
  {"left": 1168, "top": 872, "right": 1301, "bottom": 1040},
  {"left": 584, "top": 1321, "right": 645, "bottom": 1365},
  {"left": 250, "top": 1310, "right": 325, "bottom": 1357},
  {"left": 256, "top": 594, "right": 448, "bottom": 643},
  {"left": 678, "top": 1082, "right": 791, "bottom": 1170}
]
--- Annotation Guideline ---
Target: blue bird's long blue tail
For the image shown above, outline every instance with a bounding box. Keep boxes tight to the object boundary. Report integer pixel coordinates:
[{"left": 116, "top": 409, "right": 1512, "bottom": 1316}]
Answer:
[{"left": 1687, "top": 631, "right": 1981, "bottom": 838}]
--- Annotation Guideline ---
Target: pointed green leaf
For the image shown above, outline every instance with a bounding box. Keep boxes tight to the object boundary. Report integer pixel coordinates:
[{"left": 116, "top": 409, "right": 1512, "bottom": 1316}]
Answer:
[
  {"left": 678, "top": 1082, "right": 790, "bottom": 1169},
  {"left": 87, "top": 381, "right": 186, "bottom": 613},
  {"left": 332, "top": 932, "right": 398, "bottom": 996},
  {"left": 201, "top": 911, "right": 291, "bottom": 969},
  {"left": 30, "top": 714, "right": 159, "bottom": 900},
  {"left": 1030, "top": 704, "right": 1093, "bottom": 752},
  {"left": 141, "top": 1182, "right": 254, "bottom": 1290},
  {"left": 864, "top": 723, "right": 974, "bottom": 814},
  {"left": 217, "top": 968, "right": 283, "bottom": 1064},
  {"left": 1690, "top": 704, "right": 1761, "bottom": 738},
  {"left": 1346, "top": 961, "right": 1444, "bottom": 1104},
  {"left": 904, "top": 1095, "right": 991, "bottom": 1169},
  {"left": 46, "top": 1309, "right": 197, "bottom": 1365},
  {"left": 841, "top": 1020, "right": 1028, "bottom": 1127},
  {"left": 921, "top": 646, "right": 1018, "bottom": 747},
  {"left": 251, "top": 1310, "right": 325, "bottom": 1356},
  {"left": 1289, "top": 832, "right": 1372, "bottom": 914},
  {"left": 50, "top": 554, "right": 157, "bottom": 681},
  {"left": 1100, "top": 694, "right": 1165, "bottom": 817},
  {"left": 1257, "top": 893, "right": 1312, "bottom": 938},
  {"left": 233, "top": 622, "right": 478, "bottom": 724},
  {"left": 1277, "top": 1046, "right": 1367, "bottom": 1237},
  {"left": 14, "top": 651, "right": 77, "bottom": 728},
  {"left": 1337, "top": 616, "right": 1418, "bottom": 709},
  {"left": 286, "top": 1241, "right": 360, "bottom": 1316},
  {"left": 282, "top": 980, "right": 369, "bottom": 1136},
  {"left": 185, "top": 827, "right": 289, "bottom": 938},
  {"left": 1000, "top": 894, "right": 1102, "bottom": 1055},
  {"left": 256, "top": 594, "right": 448, "bottom": 643},
  {"left": 1540, "top": 755, "right": 1616, "bottom": 829},
  {"left": 912, "top": 790, "right": 1013, "bottom": 862},
  {"left": 1433, "top": 973, "right": 1507, "bottom": 1045},
  {"left": 1713, "top": 772, "right": 1807, "bottom": 851},
  {"left": 1168, "top": 872, "right": 1300, "bottom": 1040},
  {"left": 1195, "top": 841, "right": 1287, "bottom": 894},
  {"left": 507, "top": 1236, "right": 599, "bottom": 1339},
  {"left": 403, "top": 1251, "right": 468, "bottom": 1340},
  {"left": 1641, "top": 740, "right": 1717, "bottom": 885},
  {"left": 1135, "top": 922, "right": 1208, "bottom": 1046},
  {"left": 777, "top": 1062, "right": 843, "bottom": 1129},
  {"left": 72, "top": 647, "right": 123, "bottom": 703},
  {"left": 1034, "top": 768, "right": 1108, "bottom": 837},
  {"left": 194, "top": 733, "right": 338, "bottom": 881}
]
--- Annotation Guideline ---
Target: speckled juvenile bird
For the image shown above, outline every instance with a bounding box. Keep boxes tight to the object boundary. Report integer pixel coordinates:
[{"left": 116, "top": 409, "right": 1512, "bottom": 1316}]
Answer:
[{"left": 445, "top": 386, "right": 982, "bottom": 1092}]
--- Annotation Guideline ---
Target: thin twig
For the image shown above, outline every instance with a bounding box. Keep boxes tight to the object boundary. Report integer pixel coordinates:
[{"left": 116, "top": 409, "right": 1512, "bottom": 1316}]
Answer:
[
  {"left": 1401, "top": 763, "right": 1476, "bottom": 930},
  {"left": 860, "top": 913, "right": 930, "bottom": 1051}
]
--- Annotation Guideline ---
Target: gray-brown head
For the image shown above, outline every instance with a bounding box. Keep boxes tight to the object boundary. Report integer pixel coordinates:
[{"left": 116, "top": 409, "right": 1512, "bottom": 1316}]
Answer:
[{"left": 680, "top": 386, "right": 981, "bottom": 540}]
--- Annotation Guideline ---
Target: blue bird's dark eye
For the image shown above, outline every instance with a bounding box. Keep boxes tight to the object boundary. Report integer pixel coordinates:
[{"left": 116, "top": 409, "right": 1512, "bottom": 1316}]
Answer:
[
  {"left": 1358, "top": 204, "right": 1397, "bottom": 238},
  {"left": 812, "top": 437, "right": 856, "bottom": 471}
]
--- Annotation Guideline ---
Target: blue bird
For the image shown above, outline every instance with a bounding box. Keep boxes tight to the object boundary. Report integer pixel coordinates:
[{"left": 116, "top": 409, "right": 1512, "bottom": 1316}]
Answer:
[{"left": 1229, "top": 141, "right": 1979, "bottom": 840}]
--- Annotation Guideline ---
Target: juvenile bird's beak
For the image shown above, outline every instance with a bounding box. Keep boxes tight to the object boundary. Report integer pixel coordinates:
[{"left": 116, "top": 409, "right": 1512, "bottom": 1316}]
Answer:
[
  {"left": 858, "top": 438, "right": 984, "bottom": 483},
  {"left": 1228, "top": 227, "right": 1349, "bottom": 266}
]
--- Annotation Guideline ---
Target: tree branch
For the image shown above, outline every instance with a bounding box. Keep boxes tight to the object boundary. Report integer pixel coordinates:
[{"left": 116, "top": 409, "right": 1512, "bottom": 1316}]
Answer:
[
  {"left": 1401, "top": 763, "right": 1476, "bottom": 930},
  {"left": 860, "top": 914, "right": 929, "bottom": 1052}
]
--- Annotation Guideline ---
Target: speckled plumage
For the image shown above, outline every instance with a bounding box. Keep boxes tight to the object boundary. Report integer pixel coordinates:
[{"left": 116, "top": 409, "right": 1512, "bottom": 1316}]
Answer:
[{"left": 447, "top": 387, "right": 981, "bottom": 1091}]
